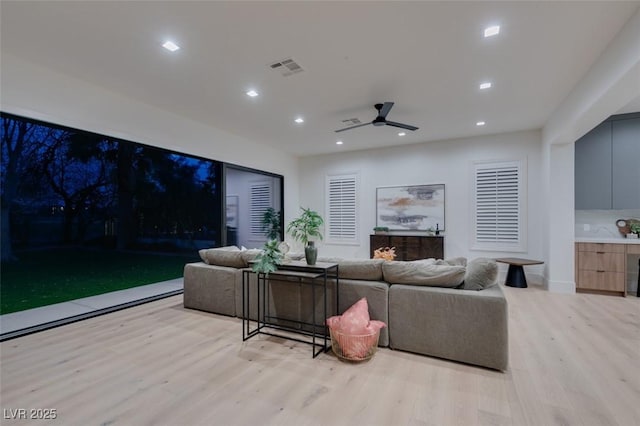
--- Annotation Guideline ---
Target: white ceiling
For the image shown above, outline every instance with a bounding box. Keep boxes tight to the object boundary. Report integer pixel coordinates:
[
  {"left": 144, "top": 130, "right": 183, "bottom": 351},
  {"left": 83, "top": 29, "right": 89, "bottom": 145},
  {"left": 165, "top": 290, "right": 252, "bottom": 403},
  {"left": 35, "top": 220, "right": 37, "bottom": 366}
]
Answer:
[{"left": 1, "top": 1, "right": 638, "bottom": 156}]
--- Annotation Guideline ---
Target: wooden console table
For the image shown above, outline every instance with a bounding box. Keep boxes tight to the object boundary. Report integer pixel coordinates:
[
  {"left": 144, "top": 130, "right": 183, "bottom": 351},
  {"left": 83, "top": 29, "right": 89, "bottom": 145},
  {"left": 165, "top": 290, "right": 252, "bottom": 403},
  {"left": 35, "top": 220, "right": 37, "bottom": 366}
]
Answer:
[{"left": 370, "top": 234, "right": 443, "bottom": 260}]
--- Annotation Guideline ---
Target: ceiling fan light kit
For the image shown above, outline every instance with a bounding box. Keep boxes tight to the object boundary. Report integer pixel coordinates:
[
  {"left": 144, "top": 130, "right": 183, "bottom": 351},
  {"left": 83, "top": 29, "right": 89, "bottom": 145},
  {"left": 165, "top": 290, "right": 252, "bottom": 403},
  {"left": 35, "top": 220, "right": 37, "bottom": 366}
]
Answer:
[{"left": 335, "top": 102, "right": 419, "bottom": 133}]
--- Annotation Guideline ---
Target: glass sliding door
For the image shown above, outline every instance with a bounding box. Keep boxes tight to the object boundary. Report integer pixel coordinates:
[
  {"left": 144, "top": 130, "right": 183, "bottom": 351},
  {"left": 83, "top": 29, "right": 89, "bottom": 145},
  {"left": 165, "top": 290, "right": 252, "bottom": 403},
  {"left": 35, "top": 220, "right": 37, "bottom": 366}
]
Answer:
[{"left": 224, "top": 165, "right": 283, "bottom": 249}]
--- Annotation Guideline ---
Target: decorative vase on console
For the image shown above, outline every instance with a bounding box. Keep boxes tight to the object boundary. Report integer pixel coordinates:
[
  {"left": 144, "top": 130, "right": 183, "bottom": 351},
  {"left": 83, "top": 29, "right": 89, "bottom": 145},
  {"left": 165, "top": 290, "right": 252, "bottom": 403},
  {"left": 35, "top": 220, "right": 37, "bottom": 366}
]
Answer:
[
  {"left": 305, "top": 241, "right": 318, "bottom": 265},
  {"left": 287, "top": 207, "right": 324, "bottom": 266}
]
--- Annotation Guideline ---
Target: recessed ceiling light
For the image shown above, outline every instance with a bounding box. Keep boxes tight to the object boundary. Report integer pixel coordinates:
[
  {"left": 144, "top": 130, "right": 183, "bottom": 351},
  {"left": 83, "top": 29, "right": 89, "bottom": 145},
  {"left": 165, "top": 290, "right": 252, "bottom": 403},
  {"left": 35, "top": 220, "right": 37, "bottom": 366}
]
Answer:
[
  {"left": 476, "top": 121, "right": 486, "bottom": 126},
  {"left": 162, "top": 41, "right": 180, "bottom": 52},
  {"left": 479, "top": 82, "right": 492, "bottom": 90},
  {"left": 336, "top": 141, "right": 343, "bottom": 145},
  {"left": 246, "top": 90, "right": 259, "bottom": 97},
  {"left": 294, "top": 117, "right": 304, "bottom": 124},
  {"left": 398, "top": 132, "right": 406, "bottom": 136},
  {"left": 484, "top": 25, "right": 500, "bottom": 38}
]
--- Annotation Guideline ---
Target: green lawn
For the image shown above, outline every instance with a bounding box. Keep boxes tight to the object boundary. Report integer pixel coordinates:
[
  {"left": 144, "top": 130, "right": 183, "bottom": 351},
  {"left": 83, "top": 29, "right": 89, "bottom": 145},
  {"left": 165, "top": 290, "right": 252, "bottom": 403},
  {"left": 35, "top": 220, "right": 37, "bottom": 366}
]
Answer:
[{"left": 0, "top": 248, "right": 197, "bottom": 314}]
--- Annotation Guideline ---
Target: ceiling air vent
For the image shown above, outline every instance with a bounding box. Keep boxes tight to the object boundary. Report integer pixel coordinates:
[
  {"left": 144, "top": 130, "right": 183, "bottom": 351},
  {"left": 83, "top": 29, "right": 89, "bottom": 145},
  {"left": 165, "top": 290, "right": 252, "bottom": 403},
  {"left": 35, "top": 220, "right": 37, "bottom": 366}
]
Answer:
[
  {"left": 269, "top": 57, "right": 304, "bottom": 77},
  {"left": 342, "top": 118, "right": 362, "bottom": 125}
]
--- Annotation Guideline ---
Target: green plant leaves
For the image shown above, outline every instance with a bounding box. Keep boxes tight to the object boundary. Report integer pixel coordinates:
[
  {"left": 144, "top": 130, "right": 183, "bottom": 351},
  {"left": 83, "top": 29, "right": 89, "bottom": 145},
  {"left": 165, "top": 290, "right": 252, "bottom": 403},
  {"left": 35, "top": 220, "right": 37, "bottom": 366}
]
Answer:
[
  {"left": 286, "top": 207, "right": 324, "bottom": 246},
  {"left": 251, "top": 239, "right": 283, "bottom": 275}
]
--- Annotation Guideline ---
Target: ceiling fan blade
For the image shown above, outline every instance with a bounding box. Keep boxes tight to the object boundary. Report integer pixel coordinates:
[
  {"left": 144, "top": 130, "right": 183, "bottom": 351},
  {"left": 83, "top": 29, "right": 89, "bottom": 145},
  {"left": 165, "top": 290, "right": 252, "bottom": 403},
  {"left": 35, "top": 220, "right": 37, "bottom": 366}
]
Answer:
[
  {"left": 378, "top": 102, "right": 394, "bottom": 119},
  {"left": 385, "top": 121, "right": 419, "bottom": 131},
  {"left": 335, "top": 122, "right": 372, "bottom": 133}
]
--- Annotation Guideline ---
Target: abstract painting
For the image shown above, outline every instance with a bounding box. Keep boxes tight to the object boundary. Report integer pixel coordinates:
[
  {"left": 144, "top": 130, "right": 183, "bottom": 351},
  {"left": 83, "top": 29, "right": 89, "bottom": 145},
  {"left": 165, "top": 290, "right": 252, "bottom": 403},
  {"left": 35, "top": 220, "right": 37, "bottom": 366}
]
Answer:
[{"left": 376, "top": 184, "right": 445, "bottom": 231}]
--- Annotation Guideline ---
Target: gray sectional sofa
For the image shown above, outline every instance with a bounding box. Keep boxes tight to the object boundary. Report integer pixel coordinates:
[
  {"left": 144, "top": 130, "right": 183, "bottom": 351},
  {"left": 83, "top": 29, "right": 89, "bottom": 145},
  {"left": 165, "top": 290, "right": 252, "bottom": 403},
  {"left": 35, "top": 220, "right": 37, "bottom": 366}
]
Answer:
[{"left": 183, "top": 248, "right": 508, "bottom": 371}]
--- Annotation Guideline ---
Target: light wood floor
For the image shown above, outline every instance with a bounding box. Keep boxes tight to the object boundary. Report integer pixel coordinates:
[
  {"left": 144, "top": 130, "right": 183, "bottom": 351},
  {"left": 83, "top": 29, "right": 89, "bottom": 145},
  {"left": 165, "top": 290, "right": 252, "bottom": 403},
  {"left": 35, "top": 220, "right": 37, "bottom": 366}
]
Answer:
[{"left": 1, "top": 286, "right": 638, "bottom": 426}]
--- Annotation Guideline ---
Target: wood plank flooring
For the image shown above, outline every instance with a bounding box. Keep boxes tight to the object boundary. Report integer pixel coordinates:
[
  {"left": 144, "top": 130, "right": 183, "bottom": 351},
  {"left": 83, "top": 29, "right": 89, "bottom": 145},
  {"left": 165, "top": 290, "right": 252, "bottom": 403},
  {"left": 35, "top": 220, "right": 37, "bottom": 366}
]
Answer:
[{"left": 1, "top": 286, "right": 638, "bottom": 426}]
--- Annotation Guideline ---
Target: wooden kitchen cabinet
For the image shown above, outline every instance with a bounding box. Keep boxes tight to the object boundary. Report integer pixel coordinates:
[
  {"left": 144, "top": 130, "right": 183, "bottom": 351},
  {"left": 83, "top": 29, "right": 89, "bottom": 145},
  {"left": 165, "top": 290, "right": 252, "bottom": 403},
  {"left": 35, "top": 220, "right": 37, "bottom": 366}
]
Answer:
[{"left": 575, "top": 243, "right": 626, "bottom": 296}]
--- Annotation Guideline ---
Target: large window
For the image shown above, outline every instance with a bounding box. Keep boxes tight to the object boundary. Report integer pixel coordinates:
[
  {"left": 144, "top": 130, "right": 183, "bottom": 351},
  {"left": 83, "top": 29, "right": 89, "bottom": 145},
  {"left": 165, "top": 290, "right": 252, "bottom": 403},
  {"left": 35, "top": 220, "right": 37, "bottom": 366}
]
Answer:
[
  {"left": 325, "top": 173, "right": 358, "bottom": 244},
  {"left": 0, "top": 113, "right": 223, "bottom": 256},
  {"left": 472, "top": 159, "right": 526, "bottom": 252},
  {"left": 0, "top": 113, "right": 283, "bottom": 315}
]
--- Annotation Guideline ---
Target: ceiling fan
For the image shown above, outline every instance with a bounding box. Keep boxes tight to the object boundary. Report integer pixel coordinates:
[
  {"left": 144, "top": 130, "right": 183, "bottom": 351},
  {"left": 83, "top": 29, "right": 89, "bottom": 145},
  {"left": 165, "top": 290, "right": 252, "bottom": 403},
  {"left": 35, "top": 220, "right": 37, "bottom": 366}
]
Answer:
[{"left": 335, "top": 102, "right": 419, "bottom": 133}]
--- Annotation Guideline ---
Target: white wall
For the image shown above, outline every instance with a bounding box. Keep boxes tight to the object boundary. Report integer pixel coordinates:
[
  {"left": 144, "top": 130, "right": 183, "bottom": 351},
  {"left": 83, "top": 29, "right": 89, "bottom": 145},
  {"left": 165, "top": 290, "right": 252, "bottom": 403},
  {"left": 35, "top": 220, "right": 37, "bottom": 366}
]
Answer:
[
  {"left": 0, "top": 53, "right": 300, "bottom": 225},
  {"left": 298, "top": 130, "right": 545, "bottom": 282},
  {"left": 541, "top": 7, "right": 640, "bottom": 293}
]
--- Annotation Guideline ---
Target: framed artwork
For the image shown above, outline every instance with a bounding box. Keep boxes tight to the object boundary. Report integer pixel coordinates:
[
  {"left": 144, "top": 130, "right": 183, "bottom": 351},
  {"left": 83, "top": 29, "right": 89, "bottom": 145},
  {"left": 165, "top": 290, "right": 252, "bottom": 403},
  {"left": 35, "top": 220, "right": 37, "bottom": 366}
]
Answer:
[
  {"left": 226, "top": 195, "right": 239, "bottom": 228},
  {"left": 376, "top": 184, "right": 445, "bottom": 231}
]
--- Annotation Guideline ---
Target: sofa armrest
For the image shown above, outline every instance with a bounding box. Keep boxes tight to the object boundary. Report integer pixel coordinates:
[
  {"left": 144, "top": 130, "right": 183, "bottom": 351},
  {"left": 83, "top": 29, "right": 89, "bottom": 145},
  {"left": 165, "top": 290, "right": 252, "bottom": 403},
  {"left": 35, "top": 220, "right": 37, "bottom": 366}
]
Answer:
[{"left": 183, "top": 262, "right": 238, "bottom": 316}]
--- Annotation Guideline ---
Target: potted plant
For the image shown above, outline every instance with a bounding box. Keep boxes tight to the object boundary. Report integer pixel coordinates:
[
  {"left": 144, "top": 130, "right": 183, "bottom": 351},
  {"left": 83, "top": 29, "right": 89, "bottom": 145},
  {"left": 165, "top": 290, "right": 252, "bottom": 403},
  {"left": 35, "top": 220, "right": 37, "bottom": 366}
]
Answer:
[
  {"left": 252, "top": 239, "right": 284, "bottom": 275},
  {"left": 287, "top": 207, "right": 324, "bottom": 265},
  {"left": 630, "top": 223, "right": 640, "bottom": 238},
  {"left": 261, "top": 207, "right": 282, "bottom": 241},
  {"left": 373, "top": 226, "right": 389, "bottom": 235}
]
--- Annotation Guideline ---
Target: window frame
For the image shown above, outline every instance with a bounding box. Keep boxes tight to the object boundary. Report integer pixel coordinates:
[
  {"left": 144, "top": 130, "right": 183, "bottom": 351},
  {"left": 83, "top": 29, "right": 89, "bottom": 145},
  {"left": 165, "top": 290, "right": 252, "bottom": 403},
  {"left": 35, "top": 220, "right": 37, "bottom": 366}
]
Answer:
[
  {"left": 247, "top": 179, "right": 273, "bottom": 243},
  {"left": 325, "top": 172, "right": 359, "bottom": 245},
  {"left": 470, "top": 158, "right": 527, "bottom": 252}
]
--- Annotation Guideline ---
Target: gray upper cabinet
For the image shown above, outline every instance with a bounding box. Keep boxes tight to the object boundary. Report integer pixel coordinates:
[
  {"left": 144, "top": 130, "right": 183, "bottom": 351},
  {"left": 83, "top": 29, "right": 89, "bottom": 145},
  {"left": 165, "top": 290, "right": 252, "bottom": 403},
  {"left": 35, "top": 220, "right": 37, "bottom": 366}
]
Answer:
[
  {"left": 575, "top": 121, "right": 612, "bottom": 209},
  {"left": 612, "top": 118, "right": 640, "bottom": 209},
  {"left": 575, "top": 114, "right": 640, "bottom": 210}
]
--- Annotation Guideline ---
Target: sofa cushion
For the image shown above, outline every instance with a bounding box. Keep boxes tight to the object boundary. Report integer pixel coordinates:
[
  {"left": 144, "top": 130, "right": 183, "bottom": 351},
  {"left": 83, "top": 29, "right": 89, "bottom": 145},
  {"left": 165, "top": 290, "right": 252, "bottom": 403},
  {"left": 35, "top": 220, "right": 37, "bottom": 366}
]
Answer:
[
  {"left": 199, "top": 245, "right": 239, "bottom": 265},
  {"left": 240, "top": 249, "right": 263, "bottom": 264},
  {"left": 435, "top": 257, "right": 467, "bottom": 267},
  {"left": 382, "top": 260, "right": 465, "bottom": 288},
  {"left": 463, "top": 258, "right": 498, "bottom": 290},
  {"left": 318, "top": 257, "right": 384, "bottom": 281},
  {"left": 204, "top": 247, "right": 246, "bottom": 268}
]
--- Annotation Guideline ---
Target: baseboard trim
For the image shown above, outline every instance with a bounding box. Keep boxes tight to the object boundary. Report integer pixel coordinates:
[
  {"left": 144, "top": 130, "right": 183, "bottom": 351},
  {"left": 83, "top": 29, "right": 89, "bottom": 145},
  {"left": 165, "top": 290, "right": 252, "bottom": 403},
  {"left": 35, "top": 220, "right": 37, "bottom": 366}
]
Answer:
[{"left": 545, "top": 278, "right": 575, "bottom": 294}]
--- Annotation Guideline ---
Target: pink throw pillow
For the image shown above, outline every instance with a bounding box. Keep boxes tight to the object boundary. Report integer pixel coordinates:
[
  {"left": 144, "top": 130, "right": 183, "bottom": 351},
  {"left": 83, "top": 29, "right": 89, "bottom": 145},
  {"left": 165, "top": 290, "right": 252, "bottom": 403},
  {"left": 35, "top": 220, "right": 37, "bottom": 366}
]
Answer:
[
  {"left": 326, "top": 298, "right": 387, "bottom": 359},
  {"left": 338, "top": 297, "right": 370, "bottom": 335}
]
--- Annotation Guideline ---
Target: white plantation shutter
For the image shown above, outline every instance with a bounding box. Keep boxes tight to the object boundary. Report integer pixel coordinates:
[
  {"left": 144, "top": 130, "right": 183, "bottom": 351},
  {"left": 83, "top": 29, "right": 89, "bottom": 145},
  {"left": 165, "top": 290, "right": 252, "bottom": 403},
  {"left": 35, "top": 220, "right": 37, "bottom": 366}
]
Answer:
[
  {"left": 250, "top": 181, "right": 272, "bottom": 239},
  {"left": 326, "top": 174, "right": 358, "bottom": 244},
  {"left": 473, "top": 160, "right": 526, "bottom": 251}
]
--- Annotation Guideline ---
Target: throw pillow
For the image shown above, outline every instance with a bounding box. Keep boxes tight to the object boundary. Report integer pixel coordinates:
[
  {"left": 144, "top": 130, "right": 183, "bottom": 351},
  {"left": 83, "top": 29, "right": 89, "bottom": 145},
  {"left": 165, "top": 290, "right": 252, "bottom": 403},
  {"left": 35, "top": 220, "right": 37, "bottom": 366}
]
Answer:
[
  {"left": 382, "top": 261, "right": 465, "bottom": 288},
  {"left": 326, "top": 297, "right": 386, "bottom": 359},
  {"left": 204, "top": 247, "right": 246, "bottom": 268},
  {"left": 338, "top": 297, "right": 371, "bottom": 335},
  {"left": 199, "top": 245, "right": 238, "bottom": 264},
  {"left": 463, "top": 258, "right": 498, "bottom": 290}
]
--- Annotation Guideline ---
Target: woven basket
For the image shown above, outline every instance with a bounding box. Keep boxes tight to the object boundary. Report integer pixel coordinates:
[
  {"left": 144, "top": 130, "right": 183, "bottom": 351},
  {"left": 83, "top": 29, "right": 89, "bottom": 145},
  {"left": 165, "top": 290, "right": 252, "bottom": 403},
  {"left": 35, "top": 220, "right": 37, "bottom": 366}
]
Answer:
[{"left": 329, "top": 328, "right": 380, "bottom": 362}]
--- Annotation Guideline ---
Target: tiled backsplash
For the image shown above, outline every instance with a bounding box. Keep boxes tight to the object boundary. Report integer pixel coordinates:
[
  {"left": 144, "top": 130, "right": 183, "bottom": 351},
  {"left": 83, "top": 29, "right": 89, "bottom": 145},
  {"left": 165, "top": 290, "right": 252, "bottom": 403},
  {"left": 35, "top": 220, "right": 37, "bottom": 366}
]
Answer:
[{"left": 575, "top": 209, "right": 640, "bottom": 239}]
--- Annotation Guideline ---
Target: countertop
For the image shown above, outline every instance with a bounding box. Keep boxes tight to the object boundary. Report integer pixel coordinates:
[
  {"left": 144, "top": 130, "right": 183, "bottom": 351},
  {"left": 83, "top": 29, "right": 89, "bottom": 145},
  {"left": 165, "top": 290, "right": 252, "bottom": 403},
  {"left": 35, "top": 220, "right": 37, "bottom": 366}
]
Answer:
[{"left": 575, "top": 237, "right": 640, "bottom": 244}]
